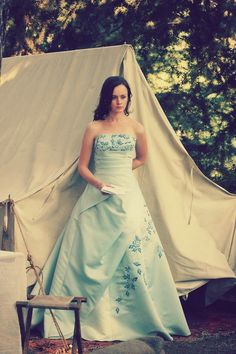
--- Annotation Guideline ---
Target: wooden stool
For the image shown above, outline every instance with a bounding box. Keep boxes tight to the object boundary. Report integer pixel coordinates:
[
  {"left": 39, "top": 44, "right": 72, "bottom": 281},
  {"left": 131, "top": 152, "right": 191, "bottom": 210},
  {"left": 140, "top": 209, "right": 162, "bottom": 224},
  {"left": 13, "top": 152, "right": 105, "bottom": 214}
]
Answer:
[{"left": 16, "top": 295, "right": 87, "bottom": 354}]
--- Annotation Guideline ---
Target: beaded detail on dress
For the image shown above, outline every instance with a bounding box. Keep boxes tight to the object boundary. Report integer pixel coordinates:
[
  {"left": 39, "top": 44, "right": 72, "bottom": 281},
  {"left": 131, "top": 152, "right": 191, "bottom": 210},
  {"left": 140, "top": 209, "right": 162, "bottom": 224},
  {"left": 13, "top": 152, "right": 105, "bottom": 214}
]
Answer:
[{"left": 95, "top": 134, "right": 136, "bottom": 152}]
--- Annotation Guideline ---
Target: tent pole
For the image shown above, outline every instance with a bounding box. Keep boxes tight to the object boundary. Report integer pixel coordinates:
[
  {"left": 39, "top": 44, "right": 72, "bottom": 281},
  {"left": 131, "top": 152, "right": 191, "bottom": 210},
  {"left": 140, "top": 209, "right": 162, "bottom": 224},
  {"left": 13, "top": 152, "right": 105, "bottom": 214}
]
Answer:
[
  {"left": 0, "top": 203, "right": 4, "bottom": 249},
  {"left": 7, "top": 195, "right": 15, "bottom": 251},
  {"left": 0, "top": 196, "right": 15, "bottom": 251}
]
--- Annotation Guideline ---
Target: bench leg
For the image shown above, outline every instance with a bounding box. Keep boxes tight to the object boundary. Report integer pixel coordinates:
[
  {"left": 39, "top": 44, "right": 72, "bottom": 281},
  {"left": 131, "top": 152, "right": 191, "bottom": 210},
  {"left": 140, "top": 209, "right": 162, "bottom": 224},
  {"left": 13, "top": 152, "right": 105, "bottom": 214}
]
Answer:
[
  {"left": 72, "top": 308, "right": 83, "bottom": 354},
  {"left": 16, "top": 304, "right": 26, "bottom": 349},
  {"left": 23, "top": 307, "right": 33, "bottom": 354}
]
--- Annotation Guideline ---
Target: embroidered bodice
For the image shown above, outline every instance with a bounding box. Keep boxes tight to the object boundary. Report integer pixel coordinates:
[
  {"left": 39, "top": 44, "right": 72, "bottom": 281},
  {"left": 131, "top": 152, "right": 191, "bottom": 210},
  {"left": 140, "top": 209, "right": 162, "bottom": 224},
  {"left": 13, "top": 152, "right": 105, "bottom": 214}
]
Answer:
[
  {"left": 93, "top": 133, "right": 136, "bottom": 187},
  {"left": 95, "top": 134, "right": 136, "bottom": 152}
]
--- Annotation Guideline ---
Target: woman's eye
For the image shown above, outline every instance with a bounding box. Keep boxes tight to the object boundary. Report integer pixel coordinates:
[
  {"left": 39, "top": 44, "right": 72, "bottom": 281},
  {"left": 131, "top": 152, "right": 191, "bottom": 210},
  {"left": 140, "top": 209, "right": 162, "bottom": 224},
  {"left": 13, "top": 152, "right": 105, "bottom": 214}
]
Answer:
[{"left": 112, "top": 95, "right": 127, "bottom": 100}]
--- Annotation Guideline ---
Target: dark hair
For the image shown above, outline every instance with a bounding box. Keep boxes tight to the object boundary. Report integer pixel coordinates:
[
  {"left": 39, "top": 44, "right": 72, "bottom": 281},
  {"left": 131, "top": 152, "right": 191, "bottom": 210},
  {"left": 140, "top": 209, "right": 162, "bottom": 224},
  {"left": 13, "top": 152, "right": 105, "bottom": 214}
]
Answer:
[{"left": 94, "top": 76, "right": 132, "bottom": 120}]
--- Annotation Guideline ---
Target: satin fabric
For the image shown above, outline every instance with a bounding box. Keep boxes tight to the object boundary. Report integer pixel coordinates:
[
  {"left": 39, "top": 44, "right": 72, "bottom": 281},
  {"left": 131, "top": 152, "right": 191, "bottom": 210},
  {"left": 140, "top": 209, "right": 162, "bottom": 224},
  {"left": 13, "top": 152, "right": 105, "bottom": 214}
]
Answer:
[{"left": 32, "top": 134, "right": 190, "bottom": 341}]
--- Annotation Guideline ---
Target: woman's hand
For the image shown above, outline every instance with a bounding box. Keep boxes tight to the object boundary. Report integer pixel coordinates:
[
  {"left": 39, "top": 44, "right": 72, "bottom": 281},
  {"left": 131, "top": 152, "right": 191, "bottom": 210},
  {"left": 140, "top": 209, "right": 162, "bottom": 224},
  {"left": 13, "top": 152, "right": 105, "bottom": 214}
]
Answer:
[{"left": 100, "top": 183, "right": 114, "bottom": 194}]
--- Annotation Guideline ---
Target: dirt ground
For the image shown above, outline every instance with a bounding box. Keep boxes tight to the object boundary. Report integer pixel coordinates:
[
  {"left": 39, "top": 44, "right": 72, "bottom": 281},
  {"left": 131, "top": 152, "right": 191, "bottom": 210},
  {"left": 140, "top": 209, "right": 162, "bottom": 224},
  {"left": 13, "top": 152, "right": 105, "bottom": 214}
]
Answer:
[
  {"left": 164, "top": 294, "right": 236, "bottom": 354},
  {"left": 29, "top": 288, "right": 236, "bottom": 354}
]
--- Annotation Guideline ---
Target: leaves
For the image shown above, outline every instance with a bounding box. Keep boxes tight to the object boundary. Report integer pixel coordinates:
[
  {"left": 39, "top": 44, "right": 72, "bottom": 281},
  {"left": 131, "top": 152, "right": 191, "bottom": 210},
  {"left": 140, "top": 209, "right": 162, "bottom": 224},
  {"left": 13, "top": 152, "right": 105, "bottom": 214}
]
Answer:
[{"left": 2, "top": 0, "right": 235, "bottom": 192}]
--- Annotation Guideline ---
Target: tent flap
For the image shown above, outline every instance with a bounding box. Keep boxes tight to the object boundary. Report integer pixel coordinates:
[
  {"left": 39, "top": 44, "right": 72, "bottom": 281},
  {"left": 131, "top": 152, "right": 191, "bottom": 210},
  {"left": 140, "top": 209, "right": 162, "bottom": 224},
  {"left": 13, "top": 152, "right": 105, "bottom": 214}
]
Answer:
[{"left": 0, "top": 45, "right": 235, "bottom": 295}]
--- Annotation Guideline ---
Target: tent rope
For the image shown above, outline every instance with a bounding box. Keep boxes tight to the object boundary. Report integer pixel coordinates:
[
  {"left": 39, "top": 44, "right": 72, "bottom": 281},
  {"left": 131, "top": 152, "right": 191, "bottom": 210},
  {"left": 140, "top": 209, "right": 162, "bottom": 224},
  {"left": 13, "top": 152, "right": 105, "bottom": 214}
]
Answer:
[{"left": 11, "top": 200, "right": 71, "bottom": 353}]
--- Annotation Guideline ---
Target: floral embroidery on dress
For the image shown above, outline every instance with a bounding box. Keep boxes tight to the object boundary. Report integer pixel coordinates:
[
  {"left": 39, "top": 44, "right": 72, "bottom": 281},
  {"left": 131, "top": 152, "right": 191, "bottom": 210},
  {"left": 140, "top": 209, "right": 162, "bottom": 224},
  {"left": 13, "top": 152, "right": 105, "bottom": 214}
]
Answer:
[
  {"left": 95, "top": 134, "right": 136, "bottom": 152},
  {"left": 143, "top": 204, "right": 156, "bottom": 241},
  {"left": 142, "top": 205, "right": 164, "bottom": 259},
  {"left": 157, "top": 245, "right": 164, "bottom": 258},
  {"left": 115, "top": 298, "right": 122, "bottom": 313},
  {"left": 129, "top": 236, "right": 142, "bottom": 253},
  {"left": 133, "top": 261, "right": 142, "bottom": 275},
  {"left": 115, "top": 264, "right": 141, "bottom": 314},
  {"left": 123, "top": 266, "right": 138, "bottom": 296}
]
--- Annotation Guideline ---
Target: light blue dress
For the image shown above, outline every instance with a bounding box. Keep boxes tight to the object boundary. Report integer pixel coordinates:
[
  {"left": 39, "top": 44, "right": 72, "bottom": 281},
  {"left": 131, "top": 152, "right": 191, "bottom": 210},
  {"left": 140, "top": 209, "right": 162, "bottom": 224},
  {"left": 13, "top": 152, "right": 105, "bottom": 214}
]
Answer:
[{"left": 32, "top": 133, "right": 190, "bottom": 341}]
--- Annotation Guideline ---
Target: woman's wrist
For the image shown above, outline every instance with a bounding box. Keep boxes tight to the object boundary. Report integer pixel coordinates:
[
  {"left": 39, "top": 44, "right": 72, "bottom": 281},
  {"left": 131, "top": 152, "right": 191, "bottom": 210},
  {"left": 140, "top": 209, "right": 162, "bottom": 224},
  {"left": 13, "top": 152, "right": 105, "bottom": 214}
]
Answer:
[
  {"left": 94, "top": 180, "right": 104, "bottom": 190},
  {"left": 132, "top": 158, "right": 145, "bottom": 170}
]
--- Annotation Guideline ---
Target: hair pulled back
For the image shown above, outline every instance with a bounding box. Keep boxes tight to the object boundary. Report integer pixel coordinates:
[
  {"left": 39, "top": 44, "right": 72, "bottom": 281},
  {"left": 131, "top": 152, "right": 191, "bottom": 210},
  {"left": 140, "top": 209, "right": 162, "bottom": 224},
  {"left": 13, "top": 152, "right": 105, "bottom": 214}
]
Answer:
[{"left": 94, "top": 76, "right": 132, "bottom": 120}]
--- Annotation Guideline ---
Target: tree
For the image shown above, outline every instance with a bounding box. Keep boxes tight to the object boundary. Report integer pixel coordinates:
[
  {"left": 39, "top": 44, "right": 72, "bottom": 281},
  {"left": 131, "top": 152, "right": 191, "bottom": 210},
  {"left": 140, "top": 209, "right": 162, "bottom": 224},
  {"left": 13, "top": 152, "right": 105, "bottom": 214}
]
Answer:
[
  {"left": 0, "top": 0, "right": 7, "bottom": 80},
  {"left": 2, "top": 0, "right": 236, "bottom": 192}
]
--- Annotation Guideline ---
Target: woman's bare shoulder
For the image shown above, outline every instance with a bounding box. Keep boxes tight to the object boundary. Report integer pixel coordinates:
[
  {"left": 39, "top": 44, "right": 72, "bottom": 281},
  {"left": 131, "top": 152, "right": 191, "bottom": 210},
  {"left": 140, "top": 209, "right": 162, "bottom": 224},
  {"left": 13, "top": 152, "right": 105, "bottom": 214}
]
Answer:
[
  {"left": 85, "top": 121, "right": 103, "bottom": 133},
  {"left": 128, "top": 117, "right": 145, "bottom": 135}
]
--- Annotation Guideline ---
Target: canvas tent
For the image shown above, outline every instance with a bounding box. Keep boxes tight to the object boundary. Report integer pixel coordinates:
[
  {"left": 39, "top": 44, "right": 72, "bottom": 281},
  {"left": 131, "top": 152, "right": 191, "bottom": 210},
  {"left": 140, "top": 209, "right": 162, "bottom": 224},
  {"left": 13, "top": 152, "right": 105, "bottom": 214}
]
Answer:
[{"left": 0, "top": 44, "right": 235, "bottom": 304}]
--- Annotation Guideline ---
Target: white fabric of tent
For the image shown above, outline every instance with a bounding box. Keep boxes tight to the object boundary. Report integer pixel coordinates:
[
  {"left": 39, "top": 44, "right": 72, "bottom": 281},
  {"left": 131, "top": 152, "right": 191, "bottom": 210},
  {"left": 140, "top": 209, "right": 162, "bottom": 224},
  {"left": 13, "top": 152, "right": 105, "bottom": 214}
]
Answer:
[{"left": 0, "top": 44, "right": 235, "bottom": 304}]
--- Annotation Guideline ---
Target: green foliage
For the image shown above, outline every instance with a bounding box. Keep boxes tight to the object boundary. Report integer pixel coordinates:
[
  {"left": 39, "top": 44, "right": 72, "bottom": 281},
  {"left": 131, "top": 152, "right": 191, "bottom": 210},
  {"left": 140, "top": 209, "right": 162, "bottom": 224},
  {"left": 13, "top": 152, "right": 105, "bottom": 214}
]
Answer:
[{"left": 2, "top": 0, "right": 236, "bottom": 193}]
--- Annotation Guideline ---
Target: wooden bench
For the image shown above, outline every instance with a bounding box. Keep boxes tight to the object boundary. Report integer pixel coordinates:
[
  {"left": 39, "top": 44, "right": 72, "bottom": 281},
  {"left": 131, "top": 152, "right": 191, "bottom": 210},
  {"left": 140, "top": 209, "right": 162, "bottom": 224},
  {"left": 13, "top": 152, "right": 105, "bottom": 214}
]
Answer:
[{"left": 16, "top": 295, "right": 87, "bottom": 354}]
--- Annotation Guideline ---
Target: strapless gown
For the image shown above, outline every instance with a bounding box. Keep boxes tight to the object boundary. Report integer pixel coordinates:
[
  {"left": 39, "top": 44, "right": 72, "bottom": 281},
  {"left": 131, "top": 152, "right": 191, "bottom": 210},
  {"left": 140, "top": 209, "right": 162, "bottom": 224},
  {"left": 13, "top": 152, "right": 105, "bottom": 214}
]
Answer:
[{"left": 32, "top": 133, "right": 190, "bottom": 341}]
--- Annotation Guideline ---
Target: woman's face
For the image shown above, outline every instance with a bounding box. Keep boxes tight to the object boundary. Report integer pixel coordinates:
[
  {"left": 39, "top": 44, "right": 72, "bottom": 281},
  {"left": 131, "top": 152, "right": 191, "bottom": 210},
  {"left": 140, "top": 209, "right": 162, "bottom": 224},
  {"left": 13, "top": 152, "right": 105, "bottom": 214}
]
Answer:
[{"left": 110, "top": 84, "right": 128, "bottom": 114}]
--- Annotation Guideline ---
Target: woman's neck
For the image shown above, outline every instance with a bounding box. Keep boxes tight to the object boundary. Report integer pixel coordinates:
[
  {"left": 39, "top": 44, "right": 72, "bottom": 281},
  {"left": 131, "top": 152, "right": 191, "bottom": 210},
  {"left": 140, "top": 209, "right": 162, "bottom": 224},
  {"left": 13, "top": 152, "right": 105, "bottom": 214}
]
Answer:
[{"left": 106, "top": 113, "right": 125, "bottom": 122}]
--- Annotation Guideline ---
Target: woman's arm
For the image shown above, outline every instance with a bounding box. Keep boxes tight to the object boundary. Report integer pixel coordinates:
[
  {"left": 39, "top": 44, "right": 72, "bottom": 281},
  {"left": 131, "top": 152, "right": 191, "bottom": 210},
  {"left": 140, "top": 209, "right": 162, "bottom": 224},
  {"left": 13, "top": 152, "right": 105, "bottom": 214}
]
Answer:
[
  {"left": 78, "top": 123, "right": 105, "bottom": 190},
  {"left": 132, "top": 123, "right": 148, "bottom": 170}
]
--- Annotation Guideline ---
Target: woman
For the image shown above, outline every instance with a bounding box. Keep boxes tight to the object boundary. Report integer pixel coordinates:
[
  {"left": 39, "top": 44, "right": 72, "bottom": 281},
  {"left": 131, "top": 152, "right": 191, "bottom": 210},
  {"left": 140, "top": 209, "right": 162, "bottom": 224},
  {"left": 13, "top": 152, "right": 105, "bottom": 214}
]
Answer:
[{"left": 32, "top": 76, "right": 190, "bottom": 341}]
